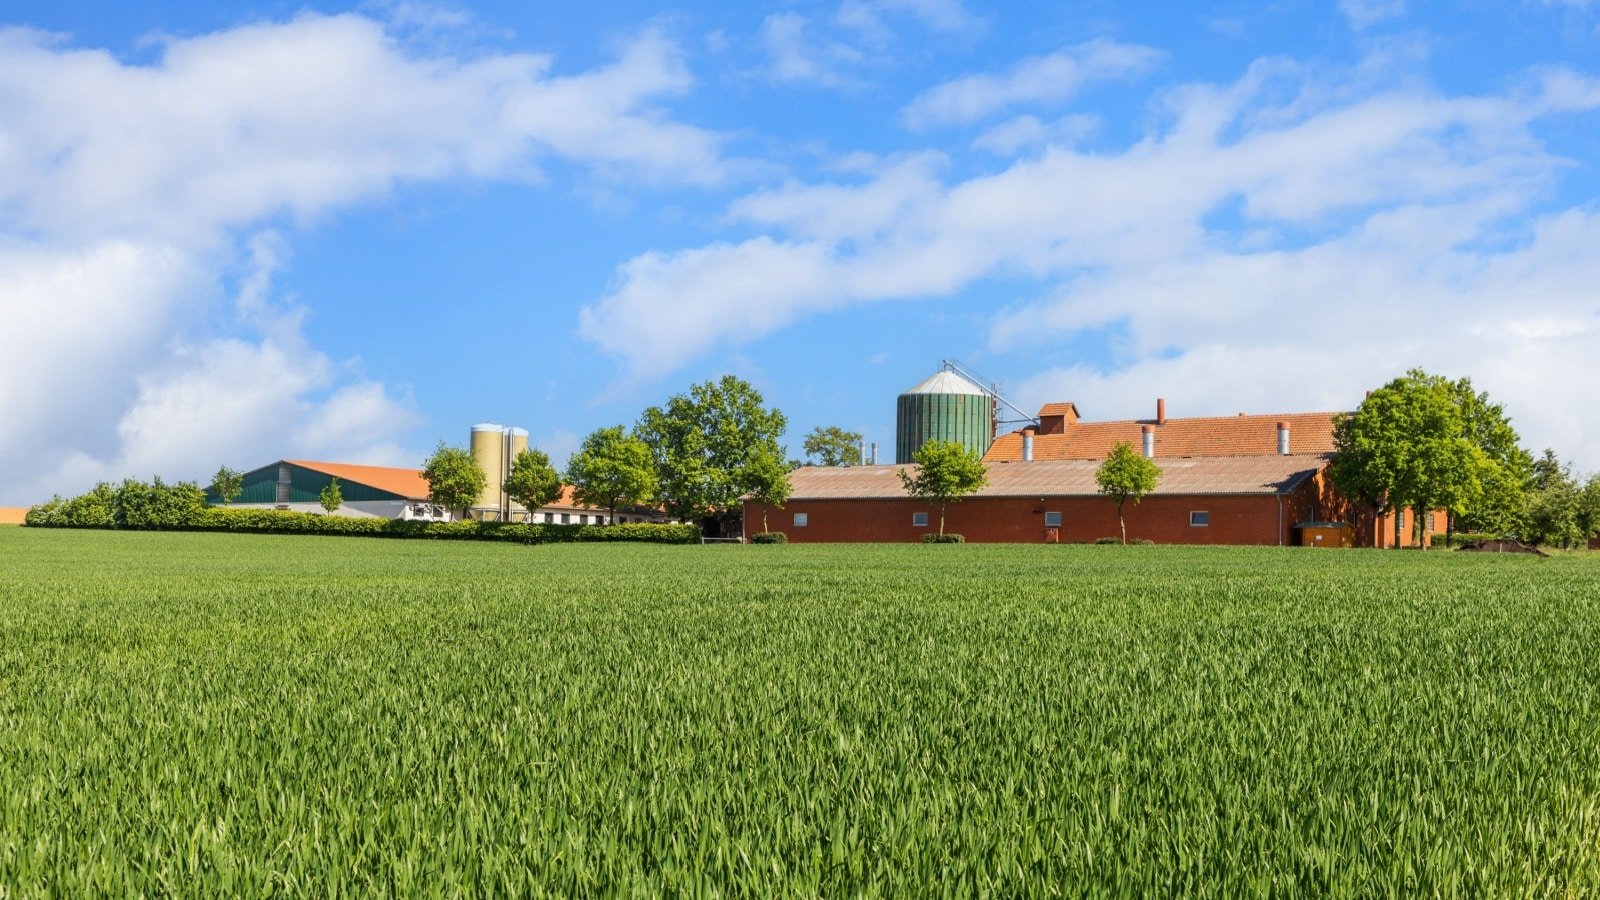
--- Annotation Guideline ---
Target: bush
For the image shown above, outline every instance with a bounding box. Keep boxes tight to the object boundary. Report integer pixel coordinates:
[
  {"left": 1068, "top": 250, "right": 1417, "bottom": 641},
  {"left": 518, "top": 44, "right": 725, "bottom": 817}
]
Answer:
[
  {"left": 1431, "top": 532, "right": 1499, "bottom": 548},
  {"left": 922, "top": 533, "right": 965, "bottom": 543},
  {"left": 750, "top": 532, "right": 788, "bottom": 544},
  {"left": 27, "top": 494, "right": 701, "bottom": 546},
  {"left": 1095, "top": 537, "right": 1121, "bottom": 545},
  {"left": 1131, "top": 538, "right": 1154, "bottom": 546}
]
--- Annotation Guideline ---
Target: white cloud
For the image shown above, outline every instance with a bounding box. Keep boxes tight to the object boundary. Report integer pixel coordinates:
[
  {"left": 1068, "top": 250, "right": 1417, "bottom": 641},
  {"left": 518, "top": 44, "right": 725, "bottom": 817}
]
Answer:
[
  {"left": 758, "top": 12, "right": 863, "bottom": 86},
  {"left": 577, "top": 58, "right": 1600, "bottom": 469},
  {"left": 836, "top": 0, "right": 978, "bottom": 36},
  {"left": 0, "top": 14, "right": 725, "bottom": 504},
  {"left": 971, "top": 113, "right": 1099, "bottom": 155},
  {"left": 902, "top": 40, "right": 1161, "bottom": 129},
  {"left": 1339, "top": 0, "right": 1407, "bottom": 30}
]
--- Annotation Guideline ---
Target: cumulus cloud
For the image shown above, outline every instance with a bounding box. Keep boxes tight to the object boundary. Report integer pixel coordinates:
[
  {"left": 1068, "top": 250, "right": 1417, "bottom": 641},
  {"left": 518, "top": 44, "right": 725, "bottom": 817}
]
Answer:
[
  {"left": 576, "top": 58, "right": 1600, "bottom": 468},
  {"left": 836, "top": 0, "right": 978, "bottom": 36},
  {"left": 0, "top": 14, "right": 724, "bottom": 504},
  {"left": 1339, "top": 0, "right": 1407, "bottom": 30},
  {"left": 758, "top": 12, "right": 864, "bottom": 86},
  {"left": 902, "top": 40, "right": 1161, "bottom": 129}
]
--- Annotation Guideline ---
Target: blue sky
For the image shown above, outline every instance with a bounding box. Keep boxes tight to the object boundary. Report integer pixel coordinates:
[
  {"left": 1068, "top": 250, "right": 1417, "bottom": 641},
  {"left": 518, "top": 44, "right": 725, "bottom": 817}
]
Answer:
[{"left": 3, "top": 0, "right": 1600, "bottom": 503}]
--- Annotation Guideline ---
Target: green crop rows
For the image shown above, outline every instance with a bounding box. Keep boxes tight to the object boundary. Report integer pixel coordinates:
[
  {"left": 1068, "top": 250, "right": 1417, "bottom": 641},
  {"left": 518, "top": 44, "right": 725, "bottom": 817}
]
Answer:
[{"left": 2, "top": 528, "right": 1598, "bottom": 895}]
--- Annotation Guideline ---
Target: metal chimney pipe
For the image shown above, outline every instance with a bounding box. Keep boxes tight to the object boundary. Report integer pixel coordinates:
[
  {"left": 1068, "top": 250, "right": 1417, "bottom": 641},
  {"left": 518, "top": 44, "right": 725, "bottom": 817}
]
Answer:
[
  {"left": 857, "top": 440, "right": 866, "bottom": 467},
  {"left": 870, "top": 442, "right": 878, "bottom": 465},
  {"left": 1022, "top": 429, "right": 1035, "bottom": 462},
  {"left": 1141, "top": 424, "right": 1155, "bottom": 458},
  {"left": 1277, "top": 421, "right": 1290, "bottom": 455},
  {"left": 1156, "top": 398, "right": 1166, "bottom": 425}
]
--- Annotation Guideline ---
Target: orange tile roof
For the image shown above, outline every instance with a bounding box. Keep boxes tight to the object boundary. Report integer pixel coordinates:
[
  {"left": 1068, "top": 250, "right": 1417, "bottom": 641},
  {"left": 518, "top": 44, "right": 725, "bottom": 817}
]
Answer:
[
  {"left": 1038, "top": 402, "right": 1080, "bottom": 417},
  {"left": 287, "top": 460, "right": 434, "bottom": 500},
  {"left": 989, "top": 411, "right": 1342, "bottom": 462},
  {"left": 783, "top": 455, "right": 1330, "bottom": 499}
]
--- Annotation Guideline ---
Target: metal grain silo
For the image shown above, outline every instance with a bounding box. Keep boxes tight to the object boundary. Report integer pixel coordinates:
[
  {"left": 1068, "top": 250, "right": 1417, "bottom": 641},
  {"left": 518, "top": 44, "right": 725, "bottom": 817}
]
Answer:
[
  {"left": 506, "top": 427, "right": 530, "bottom": 517},
  {"left": 470, "top": 423, "right": 505, "bottom": 515},
  {"left": 896, "top": 370, "right": 995, "bottom": 463}
]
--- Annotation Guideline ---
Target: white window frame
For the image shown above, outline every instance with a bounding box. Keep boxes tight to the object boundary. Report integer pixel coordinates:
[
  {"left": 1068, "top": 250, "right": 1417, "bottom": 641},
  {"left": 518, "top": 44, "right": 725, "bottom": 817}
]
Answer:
[
  {"left": 912, "top": 512, "right": 929, "bottom": 527},
  {"left": 1044, "top": 511, "right": 1062, "bottom": 527},
  {"left": 1190, "top": 511, "right": 1209, "bottom": 527}
]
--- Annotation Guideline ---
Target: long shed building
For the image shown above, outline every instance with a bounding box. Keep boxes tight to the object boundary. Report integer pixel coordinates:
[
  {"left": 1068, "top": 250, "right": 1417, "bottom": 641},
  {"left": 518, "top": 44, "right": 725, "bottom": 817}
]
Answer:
[{"left": 746, "top": 398, "right": 1433, "bottom": 547}]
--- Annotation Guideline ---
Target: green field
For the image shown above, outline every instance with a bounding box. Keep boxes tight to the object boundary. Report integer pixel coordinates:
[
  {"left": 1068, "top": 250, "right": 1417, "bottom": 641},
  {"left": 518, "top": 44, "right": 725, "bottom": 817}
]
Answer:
[{"left": 2, "top": 529, "right": 1598, "bottom": 895}]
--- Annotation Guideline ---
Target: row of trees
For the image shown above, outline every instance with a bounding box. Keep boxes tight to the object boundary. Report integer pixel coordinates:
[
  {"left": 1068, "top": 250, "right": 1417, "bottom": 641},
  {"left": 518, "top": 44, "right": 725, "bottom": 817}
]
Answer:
[
  {"left": 1331, "top": 369, "right": 1600, "bottom": 548},
  {"left": 410, "top": 376, "right": 793, "bottom": 535}
]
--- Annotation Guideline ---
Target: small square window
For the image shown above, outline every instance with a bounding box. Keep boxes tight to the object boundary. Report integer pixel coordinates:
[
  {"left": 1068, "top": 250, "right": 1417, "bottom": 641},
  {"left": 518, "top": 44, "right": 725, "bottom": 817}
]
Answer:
[
  {"left": 1396, "top": 510, "right": 1405, "bottom": 531},
  {"left": 793, "top": 512, "right": 808, "bottom": 527},
  {"left": 912, "top": 512, "right": 929, "bottom": 527},
  {"left": 1044, "top": 511, "right": 1062, "bottom": 527},
  {"left": 561, "top": 513, "right": 570, "bottom": 524},
  {"left": 1190, "top": 511, "right": 1209, "bottom": 526}
]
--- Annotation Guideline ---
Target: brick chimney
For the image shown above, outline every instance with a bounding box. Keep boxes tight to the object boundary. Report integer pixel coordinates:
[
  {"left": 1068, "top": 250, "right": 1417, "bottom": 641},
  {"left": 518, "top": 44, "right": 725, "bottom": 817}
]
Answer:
[{"left": 1156, "top": 398, "right": 1166, "bottom": 425}]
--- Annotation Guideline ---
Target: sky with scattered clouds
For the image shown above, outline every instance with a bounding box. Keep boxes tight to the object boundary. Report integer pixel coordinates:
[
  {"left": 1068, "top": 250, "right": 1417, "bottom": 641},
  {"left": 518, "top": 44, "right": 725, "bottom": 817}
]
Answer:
[{"left": 3, "top": 0, "right": 1600, "bottom": 504}]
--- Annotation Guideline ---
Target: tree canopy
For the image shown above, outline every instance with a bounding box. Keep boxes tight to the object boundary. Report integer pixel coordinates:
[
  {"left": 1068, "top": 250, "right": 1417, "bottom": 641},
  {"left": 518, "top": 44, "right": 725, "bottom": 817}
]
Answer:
[
  {"left": 635, "top": 375, "right": 788, "bottom": 533},
  {"left": 898, "top": 440, "right": 988, "bottom": 536},
  {"left": 743, "top": 447, "right": 792, "bottom": 534},
  {"left": 210, "top": 466, "right": 243, "bottom": 505},
  {"left": 1331, "top": 369, "right": 1528, "bottom": 548},
  {"left": 803, "top": 426, "right": 864, "bottom": 467},
  {"left": 1095, "top": 441, "right": 1161, "bottom": 545},
  {"left": 566, "top": 426, "right": 658, "bottom": 522},
  {"left": 504, "top": 448, "right": 562, "bottom": 518},
  {"left": 318, "top": 477, "right": 342, "bottom": 514},
  {"left": 421, "top": 442, "right": 486, "bottom": 518}
]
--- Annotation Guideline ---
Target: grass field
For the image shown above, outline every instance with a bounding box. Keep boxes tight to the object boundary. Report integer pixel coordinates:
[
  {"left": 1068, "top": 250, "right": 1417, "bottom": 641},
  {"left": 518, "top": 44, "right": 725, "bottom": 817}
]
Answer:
[{"left": 1, "top": 528, "right": 1598, "bottom": 895}]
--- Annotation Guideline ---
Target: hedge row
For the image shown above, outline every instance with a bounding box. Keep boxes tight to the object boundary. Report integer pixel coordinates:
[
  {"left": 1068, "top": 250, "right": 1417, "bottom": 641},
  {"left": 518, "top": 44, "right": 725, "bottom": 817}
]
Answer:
[{"left": 25, "top": 481, "right": 699, "bottom": 545}]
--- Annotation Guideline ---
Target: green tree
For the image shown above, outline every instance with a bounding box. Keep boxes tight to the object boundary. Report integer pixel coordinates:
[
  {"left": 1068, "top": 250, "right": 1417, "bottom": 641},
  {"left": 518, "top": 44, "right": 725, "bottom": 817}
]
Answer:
[
  {"left": 898, "top": 440, "right": 988, "bottom": 537},
  {"left": 635, "top": 375, "right": 788, "bottom": 536},
  {"left": 744, "top": 447, "right": 792, "bottom": 534},
  {"left": 1529, "top": 448, "right": 1568, "bottom": 492},
  {"left": 318, "top": 477, "right": 343, "bottom": 514},
  {"left": 1331, "top": 369, "right": 1487, "bottom": 549},
  {"left": 567, "top": 426, "right": 658, "bottom": 524},
  {"left": 803, "top": 426, "right": 864, "bottom": 467},
  {"left": 1577, "top": 474, "right": 1600, "bottom": 545},
  {"left": 504, "top": 448, "right": 562, "bottom": 520},
  {"left": 1095, "top": 441, "right": 1161, "bottom": 545},
  {"left": 211, "top": 466, "right": 243, "bottom": 505},
  {"left": 1445, "top": 377, "right": 1532, "bottom": 538},
  {"left": 1526, "top": 478, "right": 1582, "bottom": 548},
  {"left": 422, "top": 442, "right": 486, "bottom": 520}
]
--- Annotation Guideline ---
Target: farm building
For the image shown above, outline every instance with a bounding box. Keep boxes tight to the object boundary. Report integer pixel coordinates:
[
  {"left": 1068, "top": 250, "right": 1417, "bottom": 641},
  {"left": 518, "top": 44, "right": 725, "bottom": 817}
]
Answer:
[
  {"left": 746, "top": 389, "right": 1434, "bottom": 547},
  {"left": 206, "top": 458, "right": 670, "bottom": 525}
]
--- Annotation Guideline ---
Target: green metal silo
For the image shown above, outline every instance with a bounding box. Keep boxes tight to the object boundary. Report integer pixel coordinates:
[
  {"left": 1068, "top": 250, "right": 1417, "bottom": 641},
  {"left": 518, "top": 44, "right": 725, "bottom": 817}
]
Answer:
[{"left": 896, "top": 370, "right": 996, "bottom": 463}]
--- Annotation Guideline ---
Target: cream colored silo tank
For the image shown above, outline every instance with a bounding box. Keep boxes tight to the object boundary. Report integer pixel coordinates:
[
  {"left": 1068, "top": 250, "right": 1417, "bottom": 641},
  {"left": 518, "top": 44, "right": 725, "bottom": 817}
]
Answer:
[
  {"left": 507, "top": 427, "right": 530, "bottom": 517},
  {"left": 470, "top": 423, "right": 504, "bottom": 516}
]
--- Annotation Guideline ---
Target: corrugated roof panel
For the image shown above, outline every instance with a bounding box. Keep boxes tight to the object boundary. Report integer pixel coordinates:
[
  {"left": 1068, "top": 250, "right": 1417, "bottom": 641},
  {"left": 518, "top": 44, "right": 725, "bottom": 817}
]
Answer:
[{"left": 784, "top": 454, "right": 1329, "bottom": 500}]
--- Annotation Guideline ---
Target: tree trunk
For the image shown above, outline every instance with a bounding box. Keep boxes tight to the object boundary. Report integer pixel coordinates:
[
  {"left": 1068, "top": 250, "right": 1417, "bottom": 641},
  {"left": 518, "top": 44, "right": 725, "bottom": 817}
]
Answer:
[
  {"left": 1118, "top": 498, "right": 1127, "bottom": 545},
  {"left": 762, "top": 508, "right": 769, "bottom": 532},
  {"left": 1415, "top": 503, "right": 1426, "bottom": 550},
  {"left": 1392, "top": 507, "right": 1401, "bottom": 550},
  {"left": 938, "top": 503, "right": 946, "bottom": 536}
]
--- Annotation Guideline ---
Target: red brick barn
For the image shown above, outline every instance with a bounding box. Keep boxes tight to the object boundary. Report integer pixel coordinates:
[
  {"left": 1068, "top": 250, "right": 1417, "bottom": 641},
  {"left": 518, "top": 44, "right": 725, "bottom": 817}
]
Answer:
[
  {"left": 746, "top": 399, "right": 1437, "bottom": 547},
  {"left": 745, "top": 455, "right": 1330, "bottom": 545}
]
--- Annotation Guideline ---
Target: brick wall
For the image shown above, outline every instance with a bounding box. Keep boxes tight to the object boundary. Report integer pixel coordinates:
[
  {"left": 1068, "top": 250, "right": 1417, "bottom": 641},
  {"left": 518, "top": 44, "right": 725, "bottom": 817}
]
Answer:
[{"left": 746, "top": 492, "right": 1307, "bottom": 545}]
